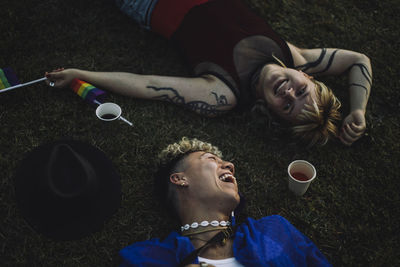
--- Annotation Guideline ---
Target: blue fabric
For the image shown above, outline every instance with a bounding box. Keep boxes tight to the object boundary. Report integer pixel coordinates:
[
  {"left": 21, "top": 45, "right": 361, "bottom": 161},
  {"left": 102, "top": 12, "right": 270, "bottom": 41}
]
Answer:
[
  {"left": 115, "top": 0, "right": 159, "bottom": 29},
  {"left": 120, "top": 215, "right": 331, "bottom": 267}
]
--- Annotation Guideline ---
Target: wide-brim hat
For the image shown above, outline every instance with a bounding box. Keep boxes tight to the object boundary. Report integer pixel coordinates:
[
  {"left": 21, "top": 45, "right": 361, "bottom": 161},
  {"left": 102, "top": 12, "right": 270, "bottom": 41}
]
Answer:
[{"left": 14, "top": 139, "right": 121, "bottom": 241}]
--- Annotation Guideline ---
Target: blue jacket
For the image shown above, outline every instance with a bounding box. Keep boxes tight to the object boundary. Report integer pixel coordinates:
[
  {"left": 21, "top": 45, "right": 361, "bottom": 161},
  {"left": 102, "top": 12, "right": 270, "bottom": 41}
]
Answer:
[{"left": 120, "top": 215, "right": 331, "bottom": 266}]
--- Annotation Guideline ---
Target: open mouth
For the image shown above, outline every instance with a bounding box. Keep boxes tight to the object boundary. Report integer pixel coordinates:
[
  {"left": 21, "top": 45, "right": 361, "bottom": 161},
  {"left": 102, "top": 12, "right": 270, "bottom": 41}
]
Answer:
[
  {"left": 274, "top": 79, "right": 288, "bottom": 95},
  {"left": 219, "top": 173, "right": 235, "bottom": 183}
]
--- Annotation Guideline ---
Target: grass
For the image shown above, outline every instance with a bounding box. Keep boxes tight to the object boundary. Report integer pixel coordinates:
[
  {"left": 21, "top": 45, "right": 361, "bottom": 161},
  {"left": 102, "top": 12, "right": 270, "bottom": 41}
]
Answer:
[{"left": 0, "top": 0, "right": 399, "bottom": 266}]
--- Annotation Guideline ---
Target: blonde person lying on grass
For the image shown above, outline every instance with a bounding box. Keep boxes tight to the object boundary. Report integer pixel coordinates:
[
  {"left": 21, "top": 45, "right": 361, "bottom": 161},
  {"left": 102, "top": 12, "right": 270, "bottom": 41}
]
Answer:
[{"left": 46, "top": 0, "right": 372, "bottom": 147}]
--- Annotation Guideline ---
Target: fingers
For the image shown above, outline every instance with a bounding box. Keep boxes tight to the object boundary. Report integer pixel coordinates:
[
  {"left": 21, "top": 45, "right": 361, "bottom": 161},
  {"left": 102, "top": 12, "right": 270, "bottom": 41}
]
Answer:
[
  {"left": 339, "top": 137, "right": 350, "bottom": 146},
  {"left": 349, "top": 121, "right": 366, "bottom": 133},
  {"left": 44, "top": 73, "right": 56, "bottom": 87},
  {"left": 339, "top": 133, "right": 356, "bottom": 146},
  {"left": 344, "top": 124, "right": 358, "bottom": 139},
  {"left": 339, "top": 123, "right": 365, "bottom": 146},
  {"left": 45, "top": 68, "right": 64, "bottom": 78},
  {"left": 50, "top": 67, "right": 65, "bottom": 73},
  {"left": 45, "top": 68, "right": 65, "bottom": 88}
]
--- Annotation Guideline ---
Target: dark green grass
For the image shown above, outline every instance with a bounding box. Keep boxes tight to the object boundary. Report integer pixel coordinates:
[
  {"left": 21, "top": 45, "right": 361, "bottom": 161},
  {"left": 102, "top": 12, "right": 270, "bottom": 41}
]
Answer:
[{"left": 0, "top": 0, "right": 399, "bottom": 266}]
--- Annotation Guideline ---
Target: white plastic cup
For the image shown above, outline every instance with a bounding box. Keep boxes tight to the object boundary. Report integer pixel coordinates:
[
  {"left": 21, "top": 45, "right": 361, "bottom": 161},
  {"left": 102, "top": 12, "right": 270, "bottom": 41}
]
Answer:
[
  {"left": 287, "top": 160, "right": 316, "bottom": 196},
  {"left": 96, "top": 103, "right": 122, "bottom": 121}
]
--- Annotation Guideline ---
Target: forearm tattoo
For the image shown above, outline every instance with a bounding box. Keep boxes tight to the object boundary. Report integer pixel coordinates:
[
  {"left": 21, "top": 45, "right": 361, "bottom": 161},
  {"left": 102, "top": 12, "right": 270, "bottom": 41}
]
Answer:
[
  {"left": 147, "top": 86, "right": 231, "bottom": 116},
  {"left": 349, "top": 83, "right": 369, "bottom": 97},
  {"left": 347, "top": 63, "right": 372, "bottom": 97},
  {"left": 348, "top": 63, "right": 372, "bottom": 86}
]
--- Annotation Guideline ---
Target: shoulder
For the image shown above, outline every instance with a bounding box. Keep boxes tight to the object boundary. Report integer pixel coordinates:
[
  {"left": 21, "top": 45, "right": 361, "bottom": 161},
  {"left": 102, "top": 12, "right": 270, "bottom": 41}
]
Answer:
[
  {"left": 236, "top": 215, "right": 295, "bottom": 237},
  {"left": 286, "top": 42, "right": 308, "bottom": 67}
]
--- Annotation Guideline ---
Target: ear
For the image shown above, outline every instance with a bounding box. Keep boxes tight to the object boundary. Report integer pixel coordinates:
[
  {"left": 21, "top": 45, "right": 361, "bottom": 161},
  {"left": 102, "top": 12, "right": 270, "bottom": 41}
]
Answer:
[{"left": 169, "top": 172, "right": 187, "bottom": 186}]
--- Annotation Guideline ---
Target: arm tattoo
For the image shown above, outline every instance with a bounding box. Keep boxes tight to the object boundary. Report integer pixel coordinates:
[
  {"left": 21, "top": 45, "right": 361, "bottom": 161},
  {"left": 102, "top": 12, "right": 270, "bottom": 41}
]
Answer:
[
  {"left": 147, "top": 86, "right": 231, "bottom": 116},
  {"left": 348, "top": 63, "right": 372, "bottom": 87},
  {"left": 308, "top": 49, "right": 339, "bottom": 75},
  {"left": 295, "top": 48, "right": 327, "bottom": 72},
  {"left": 349, "top": 83, "right": 369, "bottom": 97}
]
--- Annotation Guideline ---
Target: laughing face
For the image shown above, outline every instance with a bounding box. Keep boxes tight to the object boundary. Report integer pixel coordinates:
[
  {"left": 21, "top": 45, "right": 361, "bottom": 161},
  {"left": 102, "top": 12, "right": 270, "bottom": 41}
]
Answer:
[
  {"left": 259, "top": 64, "right": 317, "bottom": 123},
  {"left": 177, "top": 151, "right": 240, "bottom": 210}
]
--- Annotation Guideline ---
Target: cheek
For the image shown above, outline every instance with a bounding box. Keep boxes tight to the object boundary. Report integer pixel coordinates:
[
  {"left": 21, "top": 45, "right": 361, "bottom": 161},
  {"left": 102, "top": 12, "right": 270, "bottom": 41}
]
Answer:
[
  {"left": 265, "top": 96, "right": 282, "bottom": 112},
  {"left": 197, "top": 162, "right": 217, "bottom": 176}
]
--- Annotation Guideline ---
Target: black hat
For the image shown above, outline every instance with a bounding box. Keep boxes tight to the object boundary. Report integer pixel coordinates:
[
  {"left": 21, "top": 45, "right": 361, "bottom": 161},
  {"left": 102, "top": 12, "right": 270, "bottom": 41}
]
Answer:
[{"left": 14, "top": 139, "right": 121, "bottom": 241}]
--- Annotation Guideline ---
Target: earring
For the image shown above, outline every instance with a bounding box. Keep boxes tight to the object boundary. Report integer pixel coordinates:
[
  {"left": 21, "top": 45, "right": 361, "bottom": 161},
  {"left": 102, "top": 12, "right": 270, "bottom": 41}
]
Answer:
[{"left": 180, "top": 182, "right": 186, "bottom": 187}]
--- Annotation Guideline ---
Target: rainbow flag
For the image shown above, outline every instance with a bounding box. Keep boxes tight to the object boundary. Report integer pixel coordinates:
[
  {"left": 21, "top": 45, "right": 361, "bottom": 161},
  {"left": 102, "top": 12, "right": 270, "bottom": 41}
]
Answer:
[
  {"left": 0, "top": 67, "right": 20, "bottom": 90},
  {"left": 70, "top": 78, "right": 106, "bottom": 104}
]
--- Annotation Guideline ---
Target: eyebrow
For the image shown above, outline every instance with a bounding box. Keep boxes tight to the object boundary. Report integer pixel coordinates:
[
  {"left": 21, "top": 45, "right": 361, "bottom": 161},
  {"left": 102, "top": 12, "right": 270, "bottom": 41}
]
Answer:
[
  {"left": 288, "top": 91, "right": 309, "bottom": 115},
  {"left": 200, "top": 152, "right": 221, "bottom": 161},
  {"left": 200, "top": 152, "right": 213, "bottom": 158}
]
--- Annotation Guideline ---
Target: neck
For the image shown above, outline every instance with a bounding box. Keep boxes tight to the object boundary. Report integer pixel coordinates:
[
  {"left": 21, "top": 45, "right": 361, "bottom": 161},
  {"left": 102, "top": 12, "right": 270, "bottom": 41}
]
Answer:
[
  {"left": 188, "top": 226, "right": 235, "bottom": 260},
  {"left": 178, "top": 199, "right": 232, "bottom": 225},
  {"left": 179, "top": 210, "right": 230, "bottom": 229},
  {"left": 179, "top": 209, "right": 231, "bottom": 237}
]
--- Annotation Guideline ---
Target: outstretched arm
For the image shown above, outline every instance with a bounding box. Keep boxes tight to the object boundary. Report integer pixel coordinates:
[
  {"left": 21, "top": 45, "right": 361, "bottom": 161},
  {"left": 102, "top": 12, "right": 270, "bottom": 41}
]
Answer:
[
  {"left": 45, "top": 68, "right": 236, "bottom": 117},
  {"left": 288, "top": 43, "right": 372, "bottom": 145}
]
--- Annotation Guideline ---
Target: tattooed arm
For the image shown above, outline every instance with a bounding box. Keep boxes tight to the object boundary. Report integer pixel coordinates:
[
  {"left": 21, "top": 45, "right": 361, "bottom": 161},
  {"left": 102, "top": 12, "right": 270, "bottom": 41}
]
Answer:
[
  {"left": 288, "top": 43, "right": 372, "bottom": 145},
  {"left": 45, "top": 68, "right": 236, "bottom": 117}
]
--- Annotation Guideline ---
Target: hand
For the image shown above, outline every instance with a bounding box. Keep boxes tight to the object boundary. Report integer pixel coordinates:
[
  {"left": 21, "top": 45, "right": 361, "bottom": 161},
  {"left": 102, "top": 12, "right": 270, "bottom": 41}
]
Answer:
[
  {"left": 45, "top": 68, "right": 78, "bottom": 89},
  {"left": 338, "top": 109, "right": 366, "bottom": 146}
]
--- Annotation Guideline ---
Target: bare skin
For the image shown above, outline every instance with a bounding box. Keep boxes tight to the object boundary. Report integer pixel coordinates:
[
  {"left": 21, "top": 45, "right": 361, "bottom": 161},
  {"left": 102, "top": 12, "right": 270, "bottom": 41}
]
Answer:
[
  {"left": 169, "top": 152, "right": 239, "bottom": 261},
  {"left": 288, "top": 43, "right": 372, "bottom": 145},
  {"left": 46, "top": 43, "right": 371, "bottom": 145}
]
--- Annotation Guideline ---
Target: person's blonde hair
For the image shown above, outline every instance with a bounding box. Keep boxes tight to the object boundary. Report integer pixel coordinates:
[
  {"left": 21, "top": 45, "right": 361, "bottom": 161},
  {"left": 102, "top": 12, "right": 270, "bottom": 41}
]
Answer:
[
  {"left": 292, "top": 80, "right": 341, "bottom": 146},
  {"left": 157, "top": 137, "right": 222, "bottom": 166}
]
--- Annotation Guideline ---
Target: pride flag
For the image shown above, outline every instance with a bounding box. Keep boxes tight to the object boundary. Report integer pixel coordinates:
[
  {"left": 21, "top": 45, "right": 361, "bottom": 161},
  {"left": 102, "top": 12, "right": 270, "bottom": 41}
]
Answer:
[
  {"left": 70, "top": 78, "right": 106, "bottom": 104},
  {"left": 0, "top": 67, "right": 20, "bottom": 90}
]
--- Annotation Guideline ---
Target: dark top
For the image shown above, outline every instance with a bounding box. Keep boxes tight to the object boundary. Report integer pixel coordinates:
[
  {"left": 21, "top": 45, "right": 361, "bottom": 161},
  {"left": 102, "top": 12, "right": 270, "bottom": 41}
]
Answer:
[{"left": 171, "top": 0, "right": 294, "bottom": 108}]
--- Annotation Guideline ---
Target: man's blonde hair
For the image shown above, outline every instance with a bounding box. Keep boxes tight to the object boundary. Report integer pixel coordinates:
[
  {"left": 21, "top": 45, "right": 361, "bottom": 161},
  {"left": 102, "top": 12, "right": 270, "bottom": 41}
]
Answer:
[
  {"left": 292, "top": 80, "right": 341, "bottom": 146},
  {"left": 157, "top": 137, "right": 222, "bottom": 167}
]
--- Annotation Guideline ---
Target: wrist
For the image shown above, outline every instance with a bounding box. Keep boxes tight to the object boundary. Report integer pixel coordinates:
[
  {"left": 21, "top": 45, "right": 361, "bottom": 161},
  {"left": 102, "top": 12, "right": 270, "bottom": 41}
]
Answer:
[
  {"left": 69, "top": 68, "right": 83, "bottom": 79},
  {"left": 350, "top": 108, "right": 365, "bottom": 116}
]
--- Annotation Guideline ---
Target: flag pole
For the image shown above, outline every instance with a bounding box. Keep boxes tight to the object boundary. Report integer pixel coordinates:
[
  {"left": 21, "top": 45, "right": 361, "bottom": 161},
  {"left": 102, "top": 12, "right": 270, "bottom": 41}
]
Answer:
[{"left": 0, "top": 77, "right": 47, "bottom": 93}]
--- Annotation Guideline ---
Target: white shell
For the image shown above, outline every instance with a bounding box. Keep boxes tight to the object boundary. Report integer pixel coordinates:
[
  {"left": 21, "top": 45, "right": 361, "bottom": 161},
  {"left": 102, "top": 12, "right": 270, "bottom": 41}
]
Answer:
[
  {"left": 200, "top": 221, "right": 209, "bottom": 227},
  {"left": 181, "top": 220, "right": 230, "bottom": 231},
  {"left": 210, "top": 220, "right": 219, "bottom": 226}
]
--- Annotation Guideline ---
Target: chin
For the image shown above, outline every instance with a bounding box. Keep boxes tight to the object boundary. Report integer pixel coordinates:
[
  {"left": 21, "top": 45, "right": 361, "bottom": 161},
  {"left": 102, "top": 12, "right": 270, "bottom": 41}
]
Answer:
[{"left": 232, "top": 193, "right": 241, "bottom": 207}]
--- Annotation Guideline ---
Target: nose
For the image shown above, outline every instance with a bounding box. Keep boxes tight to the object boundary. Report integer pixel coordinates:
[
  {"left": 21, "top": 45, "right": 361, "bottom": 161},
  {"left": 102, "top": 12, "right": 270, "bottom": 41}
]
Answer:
[
  {"left": 222, "top": 161, "right": 235, "bottom": 174},
  {"left": 283, "top": 87, "right": 296, "bottom": 99}
]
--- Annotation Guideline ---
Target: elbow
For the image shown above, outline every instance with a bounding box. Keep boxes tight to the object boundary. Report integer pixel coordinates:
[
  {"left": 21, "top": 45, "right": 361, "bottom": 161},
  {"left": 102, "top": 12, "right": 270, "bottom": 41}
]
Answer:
[
  {"left": 358, "top": 53, "right": 371, "bottom": 66},
  {"left": 353, "top": 53, "right": 372, "bottom": 77}
]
